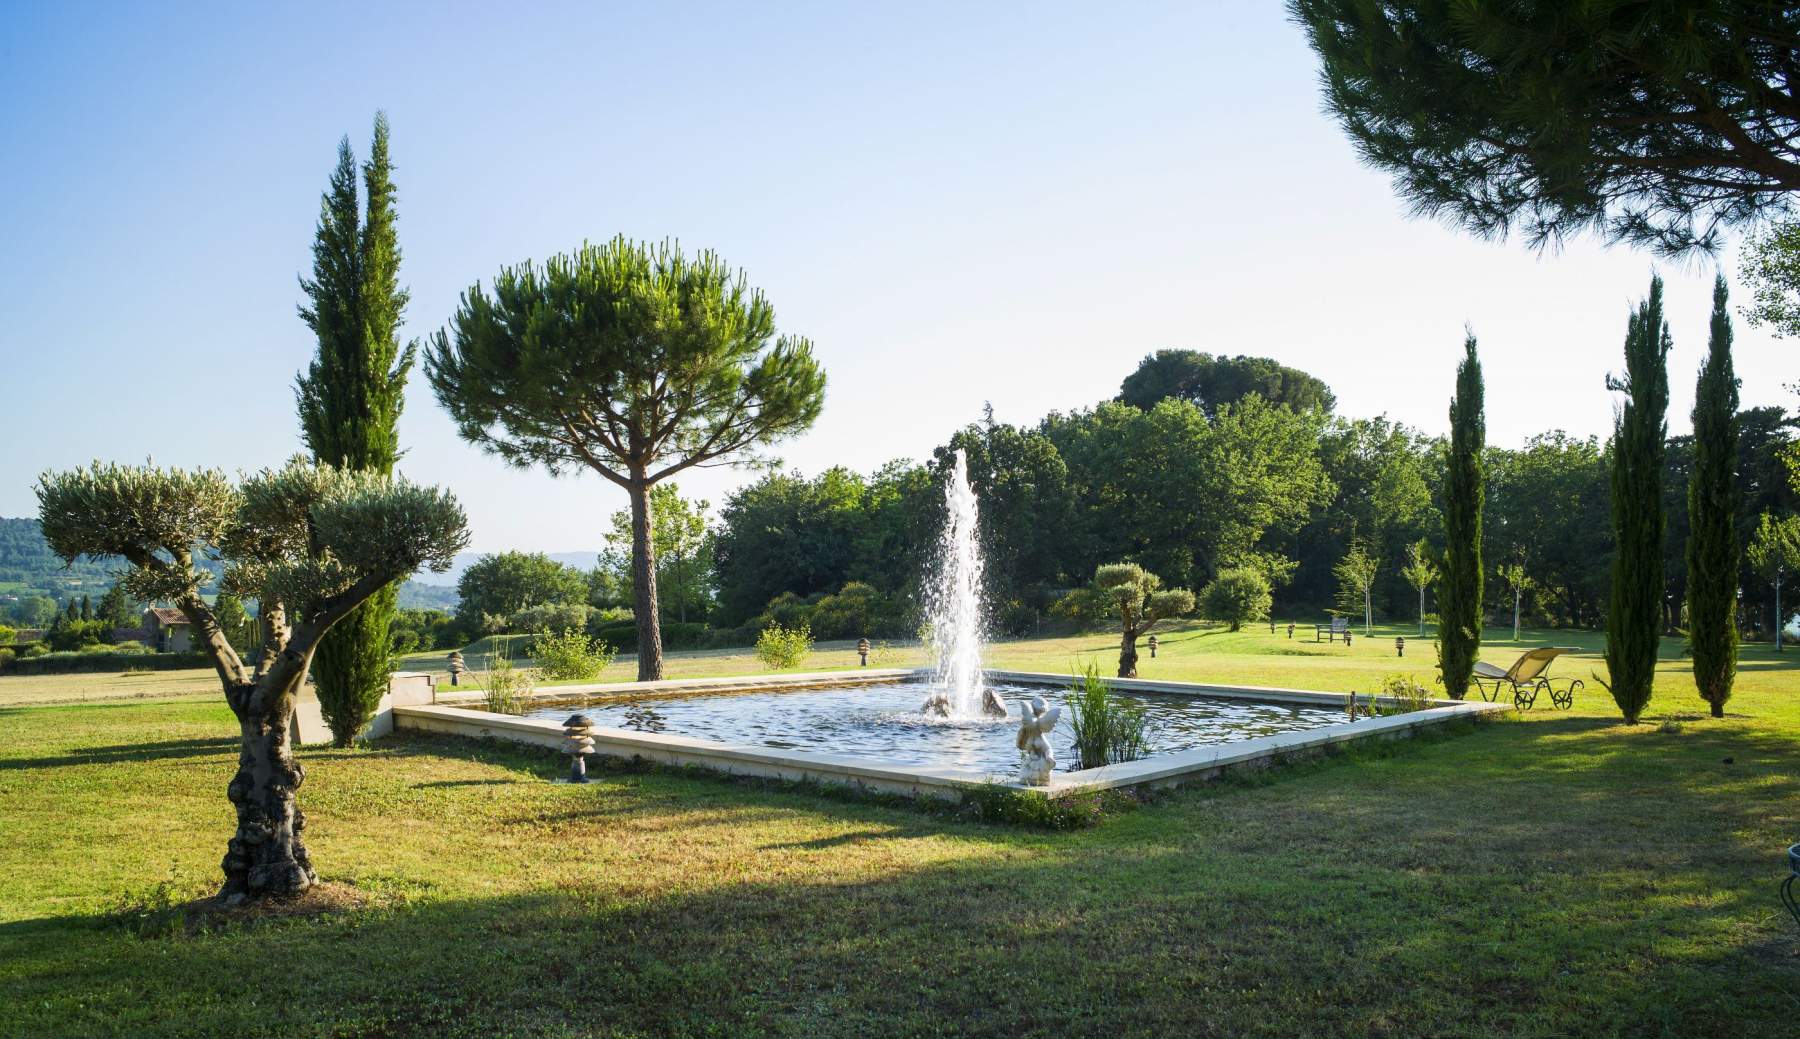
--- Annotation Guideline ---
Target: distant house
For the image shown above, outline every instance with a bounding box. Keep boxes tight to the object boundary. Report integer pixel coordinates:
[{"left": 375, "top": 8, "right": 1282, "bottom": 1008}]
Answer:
[{"left": 143, "top": 608, "right": 192, "bottom": 652}]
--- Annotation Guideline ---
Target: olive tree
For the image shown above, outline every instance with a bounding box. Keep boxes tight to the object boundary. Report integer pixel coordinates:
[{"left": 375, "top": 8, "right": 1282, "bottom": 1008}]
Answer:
[
  {"left": 1496, "top": 561, "right": 1533, "bottom": 642},
  {"left": 35, "top": 460, "right": 466, "bottom": 903},
  {"left": 1095, "top": 563, "right": 1194, "bottom": 678},
  {"left": 427, "top": 237, "right": 825, "bottom": 680}
]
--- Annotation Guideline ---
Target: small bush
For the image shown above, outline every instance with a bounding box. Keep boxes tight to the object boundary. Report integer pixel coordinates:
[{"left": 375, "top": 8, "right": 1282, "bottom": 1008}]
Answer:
[
  {"left": 1064, "top": 663, "right": 1152, "bottom": 769},
  {"left": 529, "top": 628, "right": 616, "bottom": 681},
  {"left": 958, "top": 783, "right": 1137, "bottom": 830},
  {"left": 477, "top": 655, "right": 537, "bottom": 715},
  {"left": 0, "top": 647, "right": 13, "bottom": 671},
  {"left": 754, "top": 623, "right": 813, "bottom": 670},
  {"left": 1378, "top": 675, "right": 1434, "bottom": 715},
  {"left": 1199, "top": 567, "right": 1273, "bottom": 632}
]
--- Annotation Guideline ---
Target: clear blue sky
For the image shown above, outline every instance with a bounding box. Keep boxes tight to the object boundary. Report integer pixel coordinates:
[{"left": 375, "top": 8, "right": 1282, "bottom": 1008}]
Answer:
[{"left": 2, "top": 1, "right": 1787, "bottom": 553}]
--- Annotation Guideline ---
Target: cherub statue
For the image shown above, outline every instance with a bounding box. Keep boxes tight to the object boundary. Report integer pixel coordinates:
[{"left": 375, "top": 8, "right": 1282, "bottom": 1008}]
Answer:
[{"left": 1015, "top": 694, "right": 1061, "bottom": 785}]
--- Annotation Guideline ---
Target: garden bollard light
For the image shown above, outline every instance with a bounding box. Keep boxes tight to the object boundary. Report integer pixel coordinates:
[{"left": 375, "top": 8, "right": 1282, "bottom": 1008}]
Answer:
[
  {"left": 564, "top": 713, "right": 596, "bottom": 784},
  {"left": 1147, "top": 634, "right": 1158, "bottom": 659},
  {"left": 448, "top": 650, "right": 465, "bottom": 687},
  {"left": 1396, "top": 637, "right": 1405, "bottom": 658},
  {"left": 1286, "top": 623, "right": 1295, "bottom": 640},
  {"left": 1345, "top": 631, "right": 1353, "bottom": 648},
  {"left": 857, "top": 638, "right": 870, "bottom": 666}
]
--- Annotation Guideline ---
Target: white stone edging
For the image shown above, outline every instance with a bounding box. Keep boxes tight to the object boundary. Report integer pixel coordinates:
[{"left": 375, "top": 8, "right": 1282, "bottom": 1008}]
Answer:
[{"left": 394, "top": 668, "right": 1507, "bottom": 800}]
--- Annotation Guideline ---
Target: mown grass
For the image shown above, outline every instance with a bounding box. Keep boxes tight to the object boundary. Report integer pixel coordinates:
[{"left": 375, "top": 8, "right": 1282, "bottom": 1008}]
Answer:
[{"left": 0, "top": 625, "right": 1795, "bottom": 1036}]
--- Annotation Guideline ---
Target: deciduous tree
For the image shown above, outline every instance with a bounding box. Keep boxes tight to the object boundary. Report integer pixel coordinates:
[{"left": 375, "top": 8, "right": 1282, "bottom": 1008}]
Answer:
[
  {"left": 1400, "top": 537, "right": 1437, "bottom": 637},
  {"left": 1748, "top": 511, "right": 1800, "bottom": 650},
  {"left": 428, "top": 237, "right": 826, "bottom": 680}
]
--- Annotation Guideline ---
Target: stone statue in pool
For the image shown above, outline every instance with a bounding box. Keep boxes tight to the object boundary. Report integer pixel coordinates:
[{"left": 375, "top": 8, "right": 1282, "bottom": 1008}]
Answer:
[
  {"left": 1015, "top": 695, "right": 1061, "bottom": 785},
  {"left": 920, "top": 685, "right": 1008, "bottom": 719}
]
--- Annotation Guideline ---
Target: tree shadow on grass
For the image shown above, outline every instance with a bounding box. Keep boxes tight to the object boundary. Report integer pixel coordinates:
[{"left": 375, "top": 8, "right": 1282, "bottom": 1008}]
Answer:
[
  {"left": 0, "top": 737, "right": 238, "bottom": 772},
  {"left": 2, "top": 806, "right": 1794, "bottom": 1038}
]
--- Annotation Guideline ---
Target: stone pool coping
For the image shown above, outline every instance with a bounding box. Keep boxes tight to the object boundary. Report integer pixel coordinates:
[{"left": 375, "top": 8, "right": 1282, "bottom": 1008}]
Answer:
[{"left": 394, "top": 668, "right": 1508, "bottom": 799}]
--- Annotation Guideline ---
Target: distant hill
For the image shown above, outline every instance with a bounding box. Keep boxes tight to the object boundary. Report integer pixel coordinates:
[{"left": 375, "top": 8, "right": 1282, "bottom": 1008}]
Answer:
[
  {"left": 414, "top": 551, "right": 601, "bottom": 586},
  {"left": 1, "top": 516, "right": 594, "bottom": 616}
]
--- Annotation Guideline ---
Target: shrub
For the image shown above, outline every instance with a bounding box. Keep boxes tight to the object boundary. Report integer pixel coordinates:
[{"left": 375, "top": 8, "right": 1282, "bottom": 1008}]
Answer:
[
  {"left": 1378, "top": 675, "right": 1434, "bottom": 715},
  {"left": 958, "top": 784, "right": 1135, "bottom": 830},
  {"left": 45, "top": 618, "right": 112, "bottom": 652},
  {"left": 21, "top": 643, "right": 49, "bottom": 658},
  {"left": 587, "top": 619, "right": 709, "bottom": 654},
  {"left": 1064, "top": 663, "right": 1152, "bottom": 769},
  {"left": 1048, "top": 586, "right": 1111, "bottom": 629},
  {"left": 0, "top": 624, "right": 14, "bottom": 645},
  {"left": 7, "top": 648, "right": 205, "bottom": 675},
  {"left": 754, "top": 623, "right": 813, "bottom": 670},
  {"left": 1199, "top": 568, "right": 1272, "bottom": 632},
  {"left": 507, "top": 601, "right": 592, "bottom": 637},
  {"left": 0, "top": 647, "right": 13, "bottom": 671},
  {"left": 477, "top": 654, "right": 536, "bottom": 715},
  {"left": 529, "top": 628, "right": 617, "bottom": 681}
]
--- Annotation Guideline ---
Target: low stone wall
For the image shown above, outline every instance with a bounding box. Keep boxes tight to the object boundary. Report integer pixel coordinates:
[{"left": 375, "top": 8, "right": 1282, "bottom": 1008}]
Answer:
[{"left": 392, "top": 669, "right": 1507, "bottom": 799}]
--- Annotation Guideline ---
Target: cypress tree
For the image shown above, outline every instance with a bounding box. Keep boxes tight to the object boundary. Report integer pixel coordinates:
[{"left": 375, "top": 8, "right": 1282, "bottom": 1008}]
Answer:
[
  {"left": 295, "top": 113, "right": 413, "bottom": 745},
  {"left": 1686, "top": 275, "right": 1739, "bottom": 717},
  {"left": 1438, "top": 332, "right": 1485, "bottom": 698},
  {"left": 1604, "top": 276, "right": 1672, "bottom": 724}
]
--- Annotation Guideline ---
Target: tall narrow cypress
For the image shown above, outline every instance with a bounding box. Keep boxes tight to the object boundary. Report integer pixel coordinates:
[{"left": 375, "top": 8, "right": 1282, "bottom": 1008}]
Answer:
[
  {"left": 1604, "top": 275, "right": 1671, "bottom": 724},
  {"left": 1686, "top": 275, "right": 1739, "bottom": 717},
  {"left": 295, "top": 113, "right": 414, "bottom": 745},
  {"left": 1438, "top": 332, "right": 1485, "bottom": 698}
]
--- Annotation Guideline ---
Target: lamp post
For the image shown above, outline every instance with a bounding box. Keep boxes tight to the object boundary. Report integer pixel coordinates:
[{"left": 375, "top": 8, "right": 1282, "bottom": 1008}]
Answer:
[
  {"left": 563, "top": 713, "right": 595, "bottom": 784},
  {"left": 447, "top": 651, "right": 465, "bottom": 687},
  {"left": 857, "top": 638, "right": 870, "bottom": 666},
  {"left": 1395, "top": 636, "right": 1405, "bottom": 658},
  {"left": 1147, "top": 634, "right": 1158, "bottom": 659}
]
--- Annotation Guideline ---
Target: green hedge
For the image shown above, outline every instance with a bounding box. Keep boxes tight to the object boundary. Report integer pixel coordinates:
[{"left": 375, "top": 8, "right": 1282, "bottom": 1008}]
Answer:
[
  {"left": 5, "top": 649, "right": 211, "bottom": 675},
  {"left": 588, "top": 620, "right": 713, "bottom": 654}
]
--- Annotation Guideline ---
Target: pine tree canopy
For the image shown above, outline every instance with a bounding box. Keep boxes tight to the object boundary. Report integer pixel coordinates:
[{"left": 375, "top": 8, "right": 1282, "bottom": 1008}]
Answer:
[{"left": 1290, "top": 1, "right": 1800, "bottom": 254}]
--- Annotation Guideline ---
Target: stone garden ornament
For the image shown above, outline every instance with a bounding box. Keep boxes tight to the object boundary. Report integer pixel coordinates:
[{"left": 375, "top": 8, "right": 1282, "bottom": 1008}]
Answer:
[{"left": 1015, "top": 695, "right": 1061, "bottom": 785}]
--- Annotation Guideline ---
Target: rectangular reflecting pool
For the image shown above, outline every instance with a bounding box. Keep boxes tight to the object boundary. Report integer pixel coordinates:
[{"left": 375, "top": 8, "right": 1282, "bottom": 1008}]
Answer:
[{"left": 519, "top": 678, "right": 1347, "bottom": 777}]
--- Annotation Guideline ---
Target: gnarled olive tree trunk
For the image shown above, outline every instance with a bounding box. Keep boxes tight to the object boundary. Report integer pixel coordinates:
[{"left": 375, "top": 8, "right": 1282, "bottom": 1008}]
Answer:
[
  {"left": 221, "top": 675, "right": 315, "bottom": 902},
  {"left": 1118, "top": 628, "right": 1141, "bottom": 679}
]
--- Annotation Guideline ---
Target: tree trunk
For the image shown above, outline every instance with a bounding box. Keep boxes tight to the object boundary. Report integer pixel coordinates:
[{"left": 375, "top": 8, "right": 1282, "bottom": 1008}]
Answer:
[
  {"left": 1363, "top": 589, "right": 1372, "bottom": 634},
  {"left": 629, "top": 479, "right": 664, "bottom": 681},
  {"left": 1418, "top": 586, "right": 1426, "bottom": 637},
  {"left": 1777, "top": 575, "right": 1784, "bottom": 652},
  {"left": 1118, "top": 629, "right": 1139, "bottom": 678},
  {"left": 220, "top": 678, "right": 316, "bottom": 903},
  {"left": 1513, "top": 589, "right": 1521, "bottom": 641}
]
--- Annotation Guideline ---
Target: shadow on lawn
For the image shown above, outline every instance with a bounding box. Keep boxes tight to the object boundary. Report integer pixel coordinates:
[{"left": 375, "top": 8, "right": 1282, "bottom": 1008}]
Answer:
[
  {"left": 2, "top": 810, "right": 1794, "bottom": 1038},
  {"left": 0, "top": 737, "right": 238, "bottom": 771},
  {"left": 3, "top": 709, "right": 1797, "bottom": 1036}
]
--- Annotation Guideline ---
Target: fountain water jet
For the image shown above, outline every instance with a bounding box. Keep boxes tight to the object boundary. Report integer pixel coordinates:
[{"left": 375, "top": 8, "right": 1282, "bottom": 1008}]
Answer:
[{"left": 922, "top": 449, "right": 1007, "bottom": 718}]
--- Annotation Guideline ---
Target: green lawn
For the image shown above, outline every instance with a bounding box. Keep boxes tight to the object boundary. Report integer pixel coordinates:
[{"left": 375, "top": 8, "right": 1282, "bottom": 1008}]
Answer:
[{"left": 0, "top": 624, "right": 1796, "bottom": 1036}]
